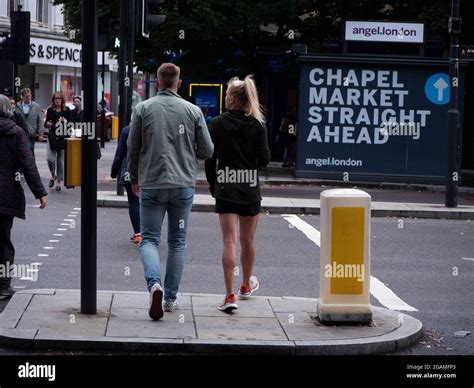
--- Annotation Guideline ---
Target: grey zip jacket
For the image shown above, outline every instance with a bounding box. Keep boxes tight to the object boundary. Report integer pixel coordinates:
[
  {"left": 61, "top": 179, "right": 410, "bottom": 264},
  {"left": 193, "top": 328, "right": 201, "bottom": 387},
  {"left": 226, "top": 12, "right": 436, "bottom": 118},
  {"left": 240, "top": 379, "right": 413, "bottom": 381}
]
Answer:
[
  {"left": 127, "top": 89, "right": 214, "bottom": 188},
  {"left": 17, "top": 100, "right": 44, "bottom": 138}
]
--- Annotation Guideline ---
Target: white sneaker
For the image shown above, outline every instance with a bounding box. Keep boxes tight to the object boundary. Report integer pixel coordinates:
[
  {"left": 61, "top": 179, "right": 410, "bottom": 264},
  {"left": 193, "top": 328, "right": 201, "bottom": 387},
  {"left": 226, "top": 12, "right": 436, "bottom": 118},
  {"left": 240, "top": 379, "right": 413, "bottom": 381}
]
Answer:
[
  {"left": 149, "top": 283, "right": 164, "bottom": 320},
  {"left": 163, "top": 300, "right": 178, "bottom": 312}
]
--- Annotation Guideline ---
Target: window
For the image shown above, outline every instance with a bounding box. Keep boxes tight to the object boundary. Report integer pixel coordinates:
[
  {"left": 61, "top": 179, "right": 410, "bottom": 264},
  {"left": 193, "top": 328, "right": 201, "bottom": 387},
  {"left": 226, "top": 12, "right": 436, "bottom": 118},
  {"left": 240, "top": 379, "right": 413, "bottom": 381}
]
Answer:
[{"left": 37, "top": 0, "right": 49, "bottom": 25}]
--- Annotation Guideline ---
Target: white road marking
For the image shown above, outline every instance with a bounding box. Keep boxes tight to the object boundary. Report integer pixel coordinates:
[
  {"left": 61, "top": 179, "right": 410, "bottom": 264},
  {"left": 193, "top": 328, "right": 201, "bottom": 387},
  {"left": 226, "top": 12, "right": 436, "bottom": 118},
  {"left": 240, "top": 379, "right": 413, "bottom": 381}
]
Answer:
[
  {"left": 57, "top": 228, "right": 67, "bottom": 231},
  {"left": 370, "top": 276, "right": 418, "bottom": 311},
  {"left": 282, "top": 214, "right": 320, "bottom": 246},
  {"left": 60, "top": 223, "right": 69, "bottom": 226},
  {"left": 49, "top": 240, "right": 59, "bottom": 243},
  {"left": 461, "top": 257, "right": 474, "bottom": 262},
  {"left": 13, "top": 285, "right": 26, "bottom": 289},
  {"left": 281, "top": 214, "right": 418, "bottom": 312},
  {"left": 53, "top": 234, "right": 63, "bottom": 237},
  {"left": 67, "top": 215, "right": 77, "bottom": 218},
  {"left": 73, "top": 208, "right": 81, "bottom": 211},
  {"left": 38, "top": 254, "right": 49, "bottom": 257},
  {"left": 43, "top": 247, "right": 54, "bottom": 250}
]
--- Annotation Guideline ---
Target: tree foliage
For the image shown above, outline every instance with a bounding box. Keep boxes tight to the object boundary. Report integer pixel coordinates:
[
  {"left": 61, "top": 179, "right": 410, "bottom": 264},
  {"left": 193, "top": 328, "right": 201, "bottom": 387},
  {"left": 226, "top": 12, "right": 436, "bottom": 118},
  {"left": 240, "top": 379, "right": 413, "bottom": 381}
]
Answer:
[{"left": 53, "top": 0, "right": 471, "bottom": 81}]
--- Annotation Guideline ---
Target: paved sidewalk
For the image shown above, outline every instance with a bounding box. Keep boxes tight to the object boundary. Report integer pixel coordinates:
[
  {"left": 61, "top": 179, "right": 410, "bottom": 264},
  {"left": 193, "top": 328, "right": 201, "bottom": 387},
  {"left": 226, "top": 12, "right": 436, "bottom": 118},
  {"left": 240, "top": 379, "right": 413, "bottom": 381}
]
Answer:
[
  {"left": 0, "top": 289, "right": 422, "bottom": 355},
  {"left": 97, "top": 191, "right": 474, "bottom": 220}
]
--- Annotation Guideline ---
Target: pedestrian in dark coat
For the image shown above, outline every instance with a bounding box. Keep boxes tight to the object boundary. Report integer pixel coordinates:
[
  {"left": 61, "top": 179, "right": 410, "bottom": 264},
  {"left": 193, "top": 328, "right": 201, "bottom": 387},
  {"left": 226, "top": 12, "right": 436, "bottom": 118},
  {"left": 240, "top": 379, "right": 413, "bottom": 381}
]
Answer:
[{"left": 0, "top": 94, "right": 47, "bottom": 298}]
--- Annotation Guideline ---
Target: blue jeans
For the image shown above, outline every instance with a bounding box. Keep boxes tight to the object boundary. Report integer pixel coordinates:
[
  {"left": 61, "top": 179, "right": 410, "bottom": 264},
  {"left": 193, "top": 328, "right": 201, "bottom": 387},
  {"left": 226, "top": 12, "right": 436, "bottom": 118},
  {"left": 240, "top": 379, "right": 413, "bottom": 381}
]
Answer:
[{"left": 139, "top": 187, "right": 195, "bottom": 301}]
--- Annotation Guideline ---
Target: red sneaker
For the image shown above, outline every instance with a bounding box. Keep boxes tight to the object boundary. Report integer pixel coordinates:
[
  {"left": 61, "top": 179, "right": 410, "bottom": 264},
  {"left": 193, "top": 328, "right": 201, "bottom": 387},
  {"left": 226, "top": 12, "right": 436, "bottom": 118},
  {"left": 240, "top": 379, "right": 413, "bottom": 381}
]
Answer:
[
  {"left": 218, "top": 294, "right": 238, "bottom": 312},
  {"left": 238, "top": 276, "right": 259, "bottom": 300},
  {"left": 131, "top": 233, "right": 141, "bottom": 244}
]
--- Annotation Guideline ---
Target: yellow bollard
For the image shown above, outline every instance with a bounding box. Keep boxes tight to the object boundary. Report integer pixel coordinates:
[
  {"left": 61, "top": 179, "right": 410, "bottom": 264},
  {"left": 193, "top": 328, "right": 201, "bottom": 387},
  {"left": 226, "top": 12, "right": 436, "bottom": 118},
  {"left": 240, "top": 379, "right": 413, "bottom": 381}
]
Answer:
[
  {"left": 111, "top": 116, "right": 119, "bottom": 140},
  {"left": 317, "top": 189, "right": 372, "bottom": 323},
  {"left": 64, "top": 138, "right": 82, "bottom": 188}
]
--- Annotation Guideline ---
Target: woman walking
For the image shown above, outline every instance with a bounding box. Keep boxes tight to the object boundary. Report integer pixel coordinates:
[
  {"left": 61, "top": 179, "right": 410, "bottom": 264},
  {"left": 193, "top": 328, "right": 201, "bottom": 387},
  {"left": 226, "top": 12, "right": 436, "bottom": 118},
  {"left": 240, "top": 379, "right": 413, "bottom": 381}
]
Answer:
[
  {"left": 111, "top": 125, "right": 141, "bottom": 244},
  {"left": 45, "top": 92, "right": 70, "bottom": 191},
  {"left": 205, "top": 75, "right": 270, "bottom": 312},
  {"left": 0, "top": 94, "right": 47, "bottom": 297}
]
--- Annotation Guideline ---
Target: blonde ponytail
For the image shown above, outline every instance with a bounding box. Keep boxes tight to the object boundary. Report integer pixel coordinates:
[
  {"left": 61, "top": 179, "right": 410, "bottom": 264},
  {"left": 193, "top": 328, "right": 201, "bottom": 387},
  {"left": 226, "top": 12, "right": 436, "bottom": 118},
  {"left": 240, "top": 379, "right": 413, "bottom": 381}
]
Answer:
[{"left": 227, "top": 75, "right": 266, "bottom": 125}]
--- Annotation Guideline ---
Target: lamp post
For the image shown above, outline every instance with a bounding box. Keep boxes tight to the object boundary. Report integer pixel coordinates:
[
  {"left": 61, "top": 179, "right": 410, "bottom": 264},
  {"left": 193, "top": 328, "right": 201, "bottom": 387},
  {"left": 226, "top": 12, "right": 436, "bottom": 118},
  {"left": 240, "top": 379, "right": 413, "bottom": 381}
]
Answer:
[{"left": 445, "top": 0, "right": 461, "bottom": 208}]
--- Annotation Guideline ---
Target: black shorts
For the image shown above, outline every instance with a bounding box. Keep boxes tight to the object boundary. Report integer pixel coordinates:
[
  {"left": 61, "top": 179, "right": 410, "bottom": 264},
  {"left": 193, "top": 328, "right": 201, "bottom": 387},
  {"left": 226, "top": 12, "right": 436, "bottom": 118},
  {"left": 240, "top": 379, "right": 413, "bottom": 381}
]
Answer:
[{"left": 215, "top": 199, "right": 261, "bottom": 217}]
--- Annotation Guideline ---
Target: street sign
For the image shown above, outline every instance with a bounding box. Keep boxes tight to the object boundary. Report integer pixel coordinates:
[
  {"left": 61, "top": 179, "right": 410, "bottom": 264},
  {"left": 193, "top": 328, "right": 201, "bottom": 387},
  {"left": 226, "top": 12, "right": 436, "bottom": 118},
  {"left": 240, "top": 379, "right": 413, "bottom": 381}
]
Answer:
[
  {"left": 296, "top": 55, "right": 465, "bottom": 184},
  {"left": 425, "top": 73, "right": 450, "bottom": 105},
  {"left": 344, "top": 20, "right": 424, "bottom": 44},
  {"left": 460, "top": 45, "right": 474, "bottom": 60}
]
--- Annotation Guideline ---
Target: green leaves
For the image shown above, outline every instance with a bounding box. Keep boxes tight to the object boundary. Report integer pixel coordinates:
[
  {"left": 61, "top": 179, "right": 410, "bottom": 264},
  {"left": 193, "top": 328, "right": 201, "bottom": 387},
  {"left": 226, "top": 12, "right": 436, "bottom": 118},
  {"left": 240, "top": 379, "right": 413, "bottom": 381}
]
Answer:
[{"left": 52, "top": 0, "right": 468, "bottom": 79}]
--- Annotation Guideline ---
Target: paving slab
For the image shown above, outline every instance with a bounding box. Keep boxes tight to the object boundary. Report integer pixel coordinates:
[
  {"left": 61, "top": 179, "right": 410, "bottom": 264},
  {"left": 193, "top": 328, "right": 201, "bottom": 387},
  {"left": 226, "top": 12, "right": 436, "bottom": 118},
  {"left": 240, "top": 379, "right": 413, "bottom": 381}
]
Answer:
[{"left": 0, "top": 289, "right": 423, "bottom": 355}]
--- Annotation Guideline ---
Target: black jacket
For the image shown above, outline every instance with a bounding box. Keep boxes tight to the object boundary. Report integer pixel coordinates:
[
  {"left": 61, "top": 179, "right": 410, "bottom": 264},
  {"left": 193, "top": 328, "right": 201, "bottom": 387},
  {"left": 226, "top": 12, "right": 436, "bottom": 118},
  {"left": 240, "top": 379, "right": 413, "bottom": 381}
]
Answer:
[
  {"left": 205, "top": 110, "right": 270, "bottom": 204},
  {"left": 111, "top": 126, "right": 130, "bottom": 186},
  {"left": 0, "top": 117, "right": 47, "bottom": 219},
  {"left": 45, "top": 108, "right": 71, "bottom": 151}
]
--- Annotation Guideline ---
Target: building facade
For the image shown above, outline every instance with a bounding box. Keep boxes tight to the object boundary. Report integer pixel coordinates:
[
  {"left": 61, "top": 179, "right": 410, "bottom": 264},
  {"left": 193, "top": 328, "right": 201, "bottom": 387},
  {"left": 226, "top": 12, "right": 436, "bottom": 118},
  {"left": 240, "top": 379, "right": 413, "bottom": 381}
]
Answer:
[{"left": 0, "top": 0, "right": 117, "bottom": 111}]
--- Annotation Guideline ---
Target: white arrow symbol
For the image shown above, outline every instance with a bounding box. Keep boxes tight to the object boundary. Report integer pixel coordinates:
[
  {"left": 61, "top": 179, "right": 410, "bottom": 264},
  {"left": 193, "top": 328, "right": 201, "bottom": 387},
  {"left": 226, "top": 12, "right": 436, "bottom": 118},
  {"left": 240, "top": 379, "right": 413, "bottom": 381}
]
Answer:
[{"left": 433, "top": 77, "right": 449, "bottom": 101}]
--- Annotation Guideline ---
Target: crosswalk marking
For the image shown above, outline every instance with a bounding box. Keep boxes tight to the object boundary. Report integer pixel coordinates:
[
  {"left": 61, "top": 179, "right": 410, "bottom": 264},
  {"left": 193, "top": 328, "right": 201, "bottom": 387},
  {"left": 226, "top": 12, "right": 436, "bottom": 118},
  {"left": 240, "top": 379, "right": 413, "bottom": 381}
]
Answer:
[
  {"left": 282, "top": 214, "right": 418, "bottom": 312},
  {"left": 282, "top": 214, "right": 320, "bottom": 246}
]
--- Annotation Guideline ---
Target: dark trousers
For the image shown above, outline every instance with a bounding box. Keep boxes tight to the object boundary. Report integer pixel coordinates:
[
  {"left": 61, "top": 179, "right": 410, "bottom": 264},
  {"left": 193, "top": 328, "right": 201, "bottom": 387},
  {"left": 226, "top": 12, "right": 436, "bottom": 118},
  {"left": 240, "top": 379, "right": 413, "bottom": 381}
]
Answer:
[
  {"left": 0, "top": 215, "right": 15, "bottom": 289},
  {"left": 125, "top": 184, "right": 141, "bottom": 234},
  {"left": 282, "top": 133, "right": 296, "bottom": 164},
  {"left": 28, "top": 137, "right": 36, "bottom": 158}
]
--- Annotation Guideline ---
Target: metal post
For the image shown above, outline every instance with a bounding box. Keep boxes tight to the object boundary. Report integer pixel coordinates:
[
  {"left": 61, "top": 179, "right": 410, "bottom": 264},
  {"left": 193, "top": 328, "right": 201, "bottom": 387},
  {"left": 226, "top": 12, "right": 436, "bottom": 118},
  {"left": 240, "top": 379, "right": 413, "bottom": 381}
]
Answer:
[
  {"left": 127, "top": 0, "right": 136, "bottom": 123},
  {"left": 10, "top": 1, "right": 17, "bottom": 100},
  {"left": 117, "top": 0, "right": 128, "bottom": 196},
  {"left": 445, "top": 0, "right": 461, "bottom": 208},
  {"left": 101, "top": 50, "right": 105, "bottom": 148},
  {"left": 81, "top": 0, "right": 98, "bottom": 314}
]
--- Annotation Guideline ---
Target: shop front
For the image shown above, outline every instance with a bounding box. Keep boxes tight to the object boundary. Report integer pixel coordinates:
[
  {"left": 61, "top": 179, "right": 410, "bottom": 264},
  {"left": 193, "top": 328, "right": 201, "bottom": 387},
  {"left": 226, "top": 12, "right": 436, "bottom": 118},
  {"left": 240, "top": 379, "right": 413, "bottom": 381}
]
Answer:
[{"left": 18, "top": 36, "right": 116, "bottom": 112}]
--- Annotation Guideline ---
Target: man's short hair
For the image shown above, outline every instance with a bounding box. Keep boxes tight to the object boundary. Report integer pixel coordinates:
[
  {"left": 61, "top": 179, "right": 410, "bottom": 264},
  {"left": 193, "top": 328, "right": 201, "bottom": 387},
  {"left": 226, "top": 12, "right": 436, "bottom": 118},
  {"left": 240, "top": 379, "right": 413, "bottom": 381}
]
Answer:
[
  {"left": 20, "top": 88, "right": 31, "bottom": 97},
  {"left": 157, "top": 63, "right": 180, "bottom": 89}
]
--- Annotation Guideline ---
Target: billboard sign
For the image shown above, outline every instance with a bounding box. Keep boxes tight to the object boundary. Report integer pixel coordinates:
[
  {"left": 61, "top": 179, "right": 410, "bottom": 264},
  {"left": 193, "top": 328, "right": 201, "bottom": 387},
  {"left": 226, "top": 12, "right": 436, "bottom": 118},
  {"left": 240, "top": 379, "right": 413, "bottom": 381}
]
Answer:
[{"left": 297, "top": 56, "right": 464, "bottom": 184}]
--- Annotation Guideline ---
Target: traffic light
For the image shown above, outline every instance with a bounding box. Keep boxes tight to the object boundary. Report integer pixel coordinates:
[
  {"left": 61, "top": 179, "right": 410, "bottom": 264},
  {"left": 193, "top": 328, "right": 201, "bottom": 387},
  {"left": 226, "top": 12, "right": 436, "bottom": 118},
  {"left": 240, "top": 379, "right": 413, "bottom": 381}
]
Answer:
[
  {"left": 11, "top": 11, "right": 30, "bottom": 65},
  {"left": 138, "top": 0, "right": 167, "bottom": 38},
  {"left": 108, "top": 18, "right": 121, "bottom": 48}
]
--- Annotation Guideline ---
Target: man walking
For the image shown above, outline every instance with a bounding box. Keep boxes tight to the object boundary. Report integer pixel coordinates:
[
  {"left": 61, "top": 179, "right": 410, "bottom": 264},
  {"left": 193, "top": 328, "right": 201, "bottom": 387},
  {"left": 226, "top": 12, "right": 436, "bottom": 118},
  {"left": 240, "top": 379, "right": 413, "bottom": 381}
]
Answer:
[
  {"left": 128, "top": 63, "right": 213, "bottom": 320},
  {"left": 17, "top": 88, "right": 44, "bottom": 157}
]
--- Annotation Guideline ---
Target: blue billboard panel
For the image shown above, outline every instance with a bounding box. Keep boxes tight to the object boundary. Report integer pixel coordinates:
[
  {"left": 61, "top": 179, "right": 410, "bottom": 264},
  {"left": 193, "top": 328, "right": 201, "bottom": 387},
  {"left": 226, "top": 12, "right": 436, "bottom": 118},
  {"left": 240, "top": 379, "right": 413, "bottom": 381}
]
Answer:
[
  {"left": 296, "top": 56, "right": 464, "bottom": 184},
  {"left": 190, "top": 84, "right": 223, "bottom": 122}
]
